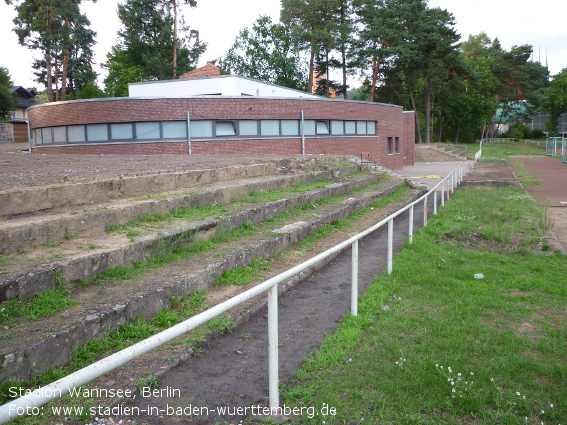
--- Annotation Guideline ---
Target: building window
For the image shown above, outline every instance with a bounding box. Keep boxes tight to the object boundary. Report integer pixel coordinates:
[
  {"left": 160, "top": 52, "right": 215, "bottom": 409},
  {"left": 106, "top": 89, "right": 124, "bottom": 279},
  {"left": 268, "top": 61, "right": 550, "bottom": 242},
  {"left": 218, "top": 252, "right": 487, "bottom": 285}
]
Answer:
[
  {"left": 87, "top": 124, "right": 109, "bottom": 142},
  {"left": 261, "top": 120, "right": 280, "bottom": 136},
  {"left": 53, "top": 127, "right": 67, "bottom": 144},
  {"left": 281, "top": 120, "right": 299, "bottom": 136},
  {"left": 162, "top": 121, "right": 187, "bottom": 139},
  {"left": 34, "top": 129, "right": 42, "bottom": 145},
  {"left": 136, "top": 122, "right": 161, "bottom": 140},
  {"left": 356, "top": 121, "right": 367, "bottom": 135},
  {"left": 239, "top": 120, "right": 259, "bottom": 136},
  {"left": 367, "top": 121, "right": 376, "bottom": 135},
  {"left": 41, "top": 128, "right": 53, "bottom": 144},
  {"left": 192, "top": 120, "right": 213, "bottom": 138},
  {"left": 395, "top": 137, "right": 400, "bottom": 153},
  {"left": 330, "top": 120, "right": 344, "bottom": 135},
  {"left": 387, "top": 137, "right": 393, "bottom": 154},
  {"left": 316, "top": 121, "right": 329, "bottom": 135},
  {"left": 68, "top": 125, "right": 86, "bottom": 143},
  {"left": 111, "top": 123, "right": 133, "bottom": 140},
  {"left": 345, "top": 121, "right": 356, "bottom": 135},
  {"left": 215, "top": 121, "right": 237, "bottom": 137},
  {"left": 303, "top": 120, "right": 316, "bottom": 136}
]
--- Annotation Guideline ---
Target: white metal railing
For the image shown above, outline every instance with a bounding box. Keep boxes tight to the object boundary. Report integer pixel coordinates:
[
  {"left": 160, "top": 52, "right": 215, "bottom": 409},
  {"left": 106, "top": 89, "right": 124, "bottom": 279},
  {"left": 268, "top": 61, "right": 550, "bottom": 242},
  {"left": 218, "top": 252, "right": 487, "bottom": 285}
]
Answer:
[
  {"left": 481, "top": 137, "right": 515, "bottom": 144},
  {"left": 0, "top": 165, "right": 464, "bottom": 424}
]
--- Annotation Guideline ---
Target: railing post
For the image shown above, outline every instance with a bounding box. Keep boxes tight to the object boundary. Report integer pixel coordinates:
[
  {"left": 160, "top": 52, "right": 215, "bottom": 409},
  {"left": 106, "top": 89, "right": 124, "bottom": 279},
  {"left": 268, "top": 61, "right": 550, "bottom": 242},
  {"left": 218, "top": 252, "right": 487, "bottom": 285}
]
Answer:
[
  {"left": 408, "top": 205, "right": 414, "bottom": 244},
  {"left": 268, "top": 286, "right": 279, "bottom": 410},
  {"left": 423, "top": 196, "right": 428, "bottom": 226},
  {"left": 351, "top": 240, "right": 358, "bottom": 316},
  {"left": 387, "top": 219, "right": 393, "bottom": 274},
  {"left": 446, "top": 179, "right": 450, "bottom": 200},
  {"left": 441, "top": 182, "right": 445, "bottom": 207},
  {"left": 433, "top": 189, "right": 437, "bottom": 215}
]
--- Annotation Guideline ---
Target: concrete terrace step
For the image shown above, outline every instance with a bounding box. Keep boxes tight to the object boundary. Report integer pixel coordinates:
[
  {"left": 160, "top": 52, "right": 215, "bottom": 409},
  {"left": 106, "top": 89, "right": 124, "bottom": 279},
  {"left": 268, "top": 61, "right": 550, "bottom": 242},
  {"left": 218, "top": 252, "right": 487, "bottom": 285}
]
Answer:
[
  {"left": 0, "top": 163, "right": 355, "bottom": 255},
  {"left": 0, "top": 174, "right": 412, "bottom": 381},
  {"left": 0, "top": 170, "right": 375, "bottom": 302}
]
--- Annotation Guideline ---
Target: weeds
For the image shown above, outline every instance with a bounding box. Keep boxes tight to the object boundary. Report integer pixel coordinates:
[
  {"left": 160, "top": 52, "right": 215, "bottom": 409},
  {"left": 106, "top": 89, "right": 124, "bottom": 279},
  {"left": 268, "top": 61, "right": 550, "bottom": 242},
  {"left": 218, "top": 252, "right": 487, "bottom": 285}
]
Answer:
[{"left": 214, "top": 258, "right": 271, "bottom": 286}]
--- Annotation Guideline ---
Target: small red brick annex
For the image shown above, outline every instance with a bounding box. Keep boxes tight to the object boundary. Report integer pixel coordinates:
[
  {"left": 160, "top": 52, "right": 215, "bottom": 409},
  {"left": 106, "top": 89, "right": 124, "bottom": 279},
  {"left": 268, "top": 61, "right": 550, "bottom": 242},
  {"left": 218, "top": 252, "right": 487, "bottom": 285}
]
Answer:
[{"left": 27, "top": 74, "right": 415, "bottom": 169}]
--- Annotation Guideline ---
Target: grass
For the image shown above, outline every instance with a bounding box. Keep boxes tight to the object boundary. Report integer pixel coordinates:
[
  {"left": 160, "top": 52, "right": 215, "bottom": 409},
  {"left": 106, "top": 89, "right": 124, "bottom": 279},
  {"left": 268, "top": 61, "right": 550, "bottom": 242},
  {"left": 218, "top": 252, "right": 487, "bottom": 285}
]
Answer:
[
  {"left": 478, "top": 142, "right": 547, "bottom": 162},
  {"left": 0, "top": 287, "right": 78, "bottom": 326},
  {"left": 280, "top": 185, "right": 566, "bottom": 425},
  {"left": 214, "top": 258, "right": 272, "bottom": 286}
]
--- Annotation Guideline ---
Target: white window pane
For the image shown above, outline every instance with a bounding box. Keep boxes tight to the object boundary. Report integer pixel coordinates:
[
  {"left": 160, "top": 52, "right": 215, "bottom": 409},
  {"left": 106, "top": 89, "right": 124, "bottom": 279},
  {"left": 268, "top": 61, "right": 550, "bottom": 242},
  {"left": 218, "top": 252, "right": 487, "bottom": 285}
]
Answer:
[
  {"left": 239, "top": 120, "right": 258, "bottom": 136},
  {"left": 42, "top": 128, "right": 53, "bottom": 144},
  {"left": 356, "top": 121, "right": 367, "bottom": 135},
  {"left": 53, "top": 126, "right": 66, "bottom": 143},
  {"left": 163, "top": 121, "right": 187, "bottom": 139},
  {"left": 331, "top": 120, "right": 344, "bottom": 135},
  {"left": 136, "top": 122, "right": 160, "bottom": 140},
  {"left": 68, "top": 125, "right": 85, "bottom": 143},
  {"left": 216, "top": 121, "right": 236, "bottom": 136},
  {"left": 316, "top": 121, "right": 329, "bottom": 135},
  {"left": 191, "top": 121, "right": 213, "bottom": 138},
  {"left": 367, "top": 121, "right": 376, "bottom": 135},
  {"left": 303, "top": 120, "right": 316, "bottom": 136},
  {"left": 281, "top": 120, "right": 299, "bottom": 136},
  {"left": 345, "top": 121, "right": 356, "bottom": 134},
  {"left": 111, "top": 123, "right": 133, "bottom": 140},
  {"left": 261, "top": 120, "right": 279, "bottom": 136},
  {"left": 87, "top": 124, "right": 108, "bottom": 142},
  {"left": 34, "top": 129, "right": 42, "bottom": 145}
]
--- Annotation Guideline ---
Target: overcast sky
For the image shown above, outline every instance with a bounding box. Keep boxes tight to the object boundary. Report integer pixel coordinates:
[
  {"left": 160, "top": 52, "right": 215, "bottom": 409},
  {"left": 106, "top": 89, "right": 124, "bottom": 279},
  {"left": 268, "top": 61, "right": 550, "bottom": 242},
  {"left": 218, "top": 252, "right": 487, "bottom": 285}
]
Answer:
[{"left": 1, "top": 0, "right": 565, "bottom": 91}]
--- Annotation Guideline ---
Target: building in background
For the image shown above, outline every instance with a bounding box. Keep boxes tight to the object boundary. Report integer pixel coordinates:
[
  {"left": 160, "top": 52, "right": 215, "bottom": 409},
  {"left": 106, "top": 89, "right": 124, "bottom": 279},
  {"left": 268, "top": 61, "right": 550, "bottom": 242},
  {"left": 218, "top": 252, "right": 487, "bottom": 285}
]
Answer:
[{"left": 27, "top": 71, "right": 415, "bottom": 169}]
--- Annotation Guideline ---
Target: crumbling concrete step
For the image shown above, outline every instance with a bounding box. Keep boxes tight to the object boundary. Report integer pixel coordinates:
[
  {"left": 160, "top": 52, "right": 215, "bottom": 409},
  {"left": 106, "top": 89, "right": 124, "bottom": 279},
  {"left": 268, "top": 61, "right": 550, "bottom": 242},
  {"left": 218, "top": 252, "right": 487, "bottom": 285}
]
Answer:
[
  {"left": 0, "top": 171, "right": 377, "bottom": 302},
  {"left": 0, "top": 181, "right": 415, "bottom": 381},
  {"left": 0, "top": 163, "right": 281, "bottom": 217},
  {"left": 0, "top": 166, "right": 359, "bottom": 254}
]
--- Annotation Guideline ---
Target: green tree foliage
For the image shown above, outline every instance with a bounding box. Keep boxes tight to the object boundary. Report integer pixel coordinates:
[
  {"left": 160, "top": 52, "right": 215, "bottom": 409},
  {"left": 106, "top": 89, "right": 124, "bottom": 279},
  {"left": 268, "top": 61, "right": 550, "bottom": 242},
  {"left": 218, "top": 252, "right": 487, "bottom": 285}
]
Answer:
[
  {"left": 218, "top": 16, "right": 307, "bottom": 90},
  {"left": 281, "top": 0, "right": 340, "bottom": 93},
  {"left": 0, "top": 67, "right": 16, "bottom": 120},
  {"left": 66, "top": 81, "right": 106, "bottom": 99},
  {"left": 6, "top": 0, "right": 96, "bottom": 102},
  {"left": 104, "top": 0, "right": 206, "bottom": 96},
  {"left": 541, "top": 68, "right": 567, "bottom": 134}
]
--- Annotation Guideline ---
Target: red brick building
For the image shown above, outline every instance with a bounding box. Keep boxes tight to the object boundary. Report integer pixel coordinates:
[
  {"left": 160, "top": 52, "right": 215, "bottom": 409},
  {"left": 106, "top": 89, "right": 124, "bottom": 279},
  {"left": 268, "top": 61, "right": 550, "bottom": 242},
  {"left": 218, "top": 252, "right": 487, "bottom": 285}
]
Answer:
[{"left": 27, "top": 77, "right": 415, "bottom": 169}]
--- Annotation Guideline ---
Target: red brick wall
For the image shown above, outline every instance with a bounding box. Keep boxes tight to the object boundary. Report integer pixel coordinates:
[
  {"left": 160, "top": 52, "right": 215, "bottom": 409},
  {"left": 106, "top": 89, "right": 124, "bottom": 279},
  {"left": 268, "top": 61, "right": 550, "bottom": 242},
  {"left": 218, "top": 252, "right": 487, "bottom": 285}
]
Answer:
[
  {"left": 27, "top": 97, "right": 415, "bottom": 168},
  {"left": 33, "top": 142, "right": 188, "bottom": 155},
  {"left": 404, "top": 112, "right": 416, "bottom": 166}
]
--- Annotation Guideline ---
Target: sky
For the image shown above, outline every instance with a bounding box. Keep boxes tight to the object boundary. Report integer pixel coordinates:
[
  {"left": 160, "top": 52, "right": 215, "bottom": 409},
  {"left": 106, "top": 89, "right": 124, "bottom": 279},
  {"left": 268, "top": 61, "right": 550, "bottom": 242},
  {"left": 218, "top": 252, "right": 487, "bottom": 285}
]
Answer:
[{"left": 1, "top": 0, "right": 565, "bottom": 91}]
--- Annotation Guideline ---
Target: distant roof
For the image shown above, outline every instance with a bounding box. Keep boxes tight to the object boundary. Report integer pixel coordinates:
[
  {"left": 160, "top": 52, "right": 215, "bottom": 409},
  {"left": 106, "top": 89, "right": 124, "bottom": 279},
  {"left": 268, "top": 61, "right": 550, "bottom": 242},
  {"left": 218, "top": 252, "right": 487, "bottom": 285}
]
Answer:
[
  {"left": 179, "top": 61, "right": 221, "bottom": 79},
  {"left": 10, "top": 86, "right": 43, "bottom": 109}
]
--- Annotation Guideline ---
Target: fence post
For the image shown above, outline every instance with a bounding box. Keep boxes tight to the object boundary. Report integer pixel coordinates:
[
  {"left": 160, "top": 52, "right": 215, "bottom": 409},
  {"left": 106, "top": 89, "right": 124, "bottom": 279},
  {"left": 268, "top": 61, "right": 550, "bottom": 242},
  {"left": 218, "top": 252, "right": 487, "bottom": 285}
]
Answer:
[
  {"left": 268, "top": 286, "right": 279, "bottom": 410},
  {"left": 441, "top": 183, "right": 445, "bottom": 207},
  {"left": 408, "top": 205, "right": 414, "bottom": 244},
  {"left": 351, "top": 240, "right": 358, "bottom": 316},
  {"left": 423, "top": 196, "right": 428, "bottom": 226},
  {"left": 447, "top": 180, "right": 450, "bottom": 200},
  {"left": 433, "top": 189, "right": 437, "bottom": 215},
  {"left": 387, "top": 219, "right": 393, "bottom": 274}
]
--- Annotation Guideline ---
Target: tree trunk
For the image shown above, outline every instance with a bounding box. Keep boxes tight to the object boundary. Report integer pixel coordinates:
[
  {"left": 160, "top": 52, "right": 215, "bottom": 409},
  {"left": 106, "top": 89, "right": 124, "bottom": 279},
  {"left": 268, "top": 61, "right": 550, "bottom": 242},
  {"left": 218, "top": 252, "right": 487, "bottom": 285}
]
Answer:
[
  {"left": 46, "top": 51, "right": 54, "bottom": 102},
  {"left": 172, "top": 0, "right": 178, "bottom": 78},
  {"left": 404, "top": 66, "right": 422, "bottom": 143},
  {"left": 308, "top": 36, "right": 315, "bottom": 93},
  {"left": 54, "top": 54, "right": 59, "bottom": 102},
  {"left": 437, "top": 112, "right": 443, "bottom": 142},
  {"left": 424, "top": 81, "right": 431, "bottom": 143},
  {"left": 341, "top": 45, "right": 347, "bottom": 99},
  {"left": 61, "top": 18, "right": 70, "bottom": 102}
]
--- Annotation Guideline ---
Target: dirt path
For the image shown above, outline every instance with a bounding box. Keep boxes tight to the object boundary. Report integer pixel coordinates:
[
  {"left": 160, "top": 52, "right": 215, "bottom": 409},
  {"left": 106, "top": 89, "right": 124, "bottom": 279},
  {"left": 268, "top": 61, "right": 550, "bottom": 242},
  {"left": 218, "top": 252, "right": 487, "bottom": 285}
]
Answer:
[{"left": 119, "top": 202, "right": 424, "bottom": 424}]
